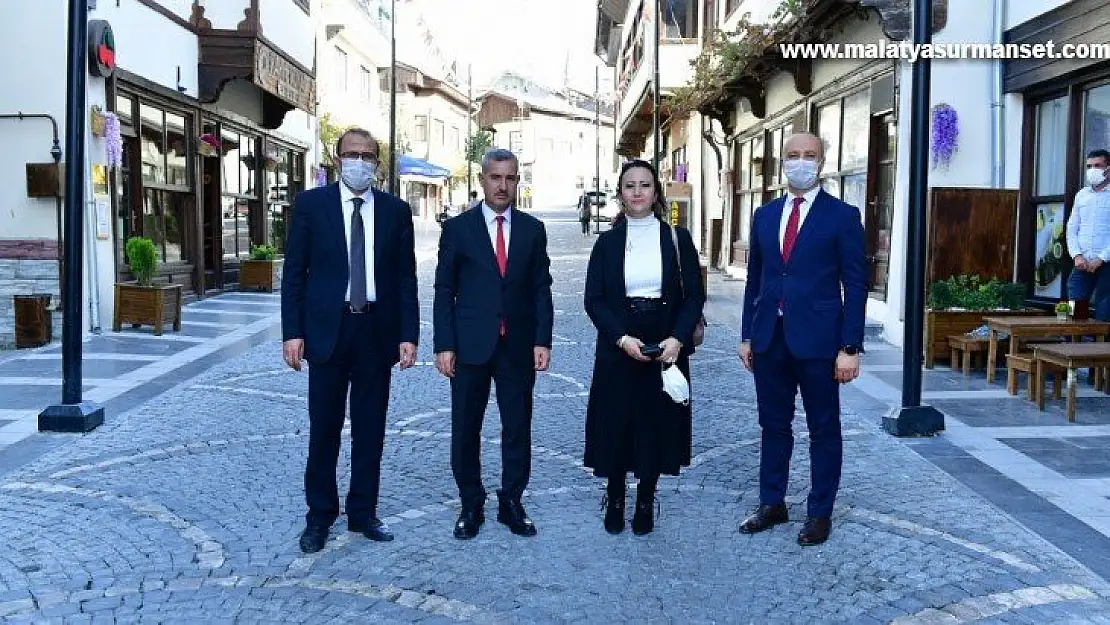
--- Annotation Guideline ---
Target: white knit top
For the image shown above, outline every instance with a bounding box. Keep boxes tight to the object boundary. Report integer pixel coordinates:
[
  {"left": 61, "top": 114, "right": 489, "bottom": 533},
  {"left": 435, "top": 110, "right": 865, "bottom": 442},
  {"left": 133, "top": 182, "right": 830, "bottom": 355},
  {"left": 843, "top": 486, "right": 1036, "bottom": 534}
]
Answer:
[{"left": 623, "top": 215, "right": 663, "bottom": 298}]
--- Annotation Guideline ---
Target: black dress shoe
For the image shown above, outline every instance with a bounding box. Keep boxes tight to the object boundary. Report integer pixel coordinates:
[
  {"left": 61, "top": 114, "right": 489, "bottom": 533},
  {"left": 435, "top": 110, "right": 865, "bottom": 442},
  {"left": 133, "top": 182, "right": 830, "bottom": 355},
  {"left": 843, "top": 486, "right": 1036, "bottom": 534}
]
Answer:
[
  {"left": 630, "top": 500, "right": 655, "bottom": 536},
  {"left": 453, "top": 507, "right": 484, "bottom": 540},
  {"left": 497, "top": 498, "right": 537, "bottom": 537},
  {"left": 299, "top": 524, "right": 329, "bottom": 554},
  {"left": 797, "top": 517, "right": 831, "bottom": 546},
  {"left": 349, "top": 518, "right": 394, "bottom": 542},
  {"left": 738, "top": 503, "right": 789, "bottom": 534},
  {"left": 602, "top": 494, "right": 625, "bottom": 535}
]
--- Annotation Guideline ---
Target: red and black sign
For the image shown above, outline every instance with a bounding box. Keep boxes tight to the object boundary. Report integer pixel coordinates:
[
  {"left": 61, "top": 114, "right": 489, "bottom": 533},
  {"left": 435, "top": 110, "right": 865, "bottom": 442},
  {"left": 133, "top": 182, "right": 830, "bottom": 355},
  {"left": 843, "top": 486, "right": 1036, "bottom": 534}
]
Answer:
[{"left": 88, "top": 20, "right": 115, "bottom": 78}]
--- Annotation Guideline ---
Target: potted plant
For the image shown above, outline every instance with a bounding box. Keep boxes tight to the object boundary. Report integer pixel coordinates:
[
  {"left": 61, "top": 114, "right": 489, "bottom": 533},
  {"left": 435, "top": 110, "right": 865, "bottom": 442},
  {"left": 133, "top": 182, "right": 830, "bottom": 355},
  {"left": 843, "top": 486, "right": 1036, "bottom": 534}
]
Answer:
[
  {"left": 1055, "top": 301, "right": 1072, "bottom": 321},
  {"left": 113, "top": 236, "right": 182, "bottom": 335},
  {"left": 239, "top": 243, "right": 282, "bottom": 292},
  {"left": 923, "top": 274, "right": 1043, "bottom": 368},
  {"left": 198, "top": 133, "right": 221, "bottom": 158}
]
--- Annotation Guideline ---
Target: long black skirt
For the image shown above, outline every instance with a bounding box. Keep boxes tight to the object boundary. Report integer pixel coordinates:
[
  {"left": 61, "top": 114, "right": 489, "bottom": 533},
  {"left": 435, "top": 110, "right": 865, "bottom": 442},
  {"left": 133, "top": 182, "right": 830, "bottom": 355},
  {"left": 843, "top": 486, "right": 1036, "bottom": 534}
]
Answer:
[{"left": 583, "top": 306, "right": 692, "bottom": 479}]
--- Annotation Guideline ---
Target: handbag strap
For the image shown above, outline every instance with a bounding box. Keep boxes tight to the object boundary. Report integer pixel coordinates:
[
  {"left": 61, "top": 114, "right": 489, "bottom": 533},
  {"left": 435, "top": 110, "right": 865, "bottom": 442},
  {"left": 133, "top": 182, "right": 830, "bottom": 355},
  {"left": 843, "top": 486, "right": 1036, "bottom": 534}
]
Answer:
[{"left": 669, "top": 223, "right": 686, "bottom": 299}]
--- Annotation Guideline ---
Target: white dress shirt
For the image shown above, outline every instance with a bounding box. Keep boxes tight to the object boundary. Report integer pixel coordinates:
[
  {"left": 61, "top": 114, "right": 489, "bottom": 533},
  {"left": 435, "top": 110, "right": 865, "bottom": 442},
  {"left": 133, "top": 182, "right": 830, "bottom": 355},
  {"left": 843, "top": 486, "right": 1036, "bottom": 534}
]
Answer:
[
  {"left": 482, "top": 202, "right": 512, "bottom": 253},
  {"left": 1066, "top": 185, "right": 1110, "bottom": 262},
  {"left": 340, "top": 183, "right": 376, "bottom": 303},
  {"left": 779, "top": 186, "right": 821, "bottom": 251},
  {"left": 623, "top": 215, "right": 663, "bottom": 298}
]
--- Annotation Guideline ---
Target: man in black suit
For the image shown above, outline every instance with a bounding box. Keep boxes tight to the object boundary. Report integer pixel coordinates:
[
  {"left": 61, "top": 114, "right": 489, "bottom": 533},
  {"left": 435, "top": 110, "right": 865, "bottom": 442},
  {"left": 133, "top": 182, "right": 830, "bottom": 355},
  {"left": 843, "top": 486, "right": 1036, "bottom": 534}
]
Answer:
[
  {"left": 281, "top": 128, "right": 419, "bottom": 554},
  {"left": 433, "top": 148, "right": 554, "bottom": 540}
]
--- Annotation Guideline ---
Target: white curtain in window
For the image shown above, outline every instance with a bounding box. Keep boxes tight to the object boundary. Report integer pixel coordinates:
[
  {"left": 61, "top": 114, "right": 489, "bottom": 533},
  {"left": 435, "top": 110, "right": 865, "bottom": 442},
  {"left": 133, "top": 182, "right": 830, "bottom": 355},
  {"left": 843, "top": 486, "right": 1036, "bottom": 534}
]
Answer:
[
  {"left": 1083, "top": 84, "right": 1110, "bottom": 160},
  {"left": 1035, "top": 97, "right": 1068, "bottom": 197}
]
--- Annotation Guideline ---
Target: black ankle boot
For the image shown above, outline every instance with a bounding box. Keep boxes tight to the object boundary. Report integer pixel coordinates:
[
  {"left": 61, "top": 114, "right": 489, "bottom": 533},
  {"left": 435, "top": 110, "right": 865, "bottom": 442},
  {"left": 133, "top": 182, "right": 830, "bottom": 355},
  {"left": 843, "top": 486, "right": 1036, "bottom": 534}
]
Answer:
[
  {"left": 631, "top": 490, "right": 655, "bottom": 536},
  {"left": 602, "top": 492, "right": 625, "bottom": 534}
]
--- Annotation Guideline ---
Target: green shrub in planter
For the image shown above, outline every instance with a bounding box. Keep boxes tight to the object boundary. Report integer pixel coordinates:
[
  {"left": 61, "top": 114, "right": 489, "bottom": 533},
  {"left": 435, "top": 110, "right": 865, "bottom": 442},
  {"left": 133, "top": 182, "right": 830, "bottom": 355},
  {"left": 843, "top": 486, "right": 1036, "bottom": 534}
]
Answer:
[
  {"left": 250, "top": 244, "right": 277, "bottom": 261},
  {"left": 125, "top": 237, "right": 157, "bottom": 287},
  {"left": 927, "top": 274, "right": 1027, "bottom": 311}
]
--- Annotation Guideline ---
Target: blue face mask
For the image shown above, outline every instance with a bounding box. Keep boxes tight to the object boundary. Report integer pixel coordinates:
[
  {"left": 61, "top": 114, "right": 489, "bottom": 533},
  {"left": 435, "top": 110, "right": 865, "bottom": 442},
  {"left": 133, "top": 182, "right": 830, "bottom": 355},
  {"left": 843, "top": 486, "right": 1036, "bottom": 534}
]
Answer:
[
  {"left": 340, "top": 158, "right": 376, "bottom": 192},
  {"left": 783, "top": 158, "right": 819, "bottom": 190}
]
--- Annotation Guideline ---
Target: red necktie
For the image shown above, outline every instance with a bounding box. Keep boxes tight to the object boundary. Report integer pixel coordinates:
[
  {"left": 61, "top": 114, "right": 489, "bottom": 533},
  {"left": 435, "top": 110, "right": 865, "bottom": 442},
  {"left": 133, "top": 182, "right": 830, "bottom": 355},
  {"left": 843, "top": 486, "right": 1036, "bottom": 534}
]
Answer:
[
  {"left": 782, "top": 196, "right": 803, "bottom": 262},
  {"left": 496, "top": 215, "right": 507, "bottom": 336},
  {"left": 779, "top": 197, "right": 804, "bottom": 313}
]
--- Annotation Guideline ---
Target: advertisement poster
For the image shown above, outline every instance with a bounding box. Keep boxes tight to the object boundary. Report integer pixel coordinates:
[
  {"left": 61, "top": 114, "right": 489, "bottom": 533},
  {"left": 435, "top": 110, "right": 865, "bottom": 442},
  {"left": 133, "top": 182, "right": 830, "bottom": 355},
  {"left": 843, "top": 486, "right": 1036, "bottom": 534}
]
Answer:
[{"left": 1032, "top": 202, "right": 1066, "bottom": 299}]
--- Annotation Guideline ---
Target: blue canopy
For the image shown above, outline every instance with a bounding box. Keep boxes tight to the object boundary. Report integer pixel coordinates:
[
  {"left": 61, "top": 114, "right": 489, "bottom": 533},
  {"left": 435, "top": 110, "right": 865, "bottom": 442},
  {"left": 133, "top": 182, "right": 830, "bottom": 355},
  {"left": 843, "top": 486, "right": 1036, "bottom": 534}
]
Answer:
[{"left": 398, "top": 154, "right": 450, "bottom": 178}]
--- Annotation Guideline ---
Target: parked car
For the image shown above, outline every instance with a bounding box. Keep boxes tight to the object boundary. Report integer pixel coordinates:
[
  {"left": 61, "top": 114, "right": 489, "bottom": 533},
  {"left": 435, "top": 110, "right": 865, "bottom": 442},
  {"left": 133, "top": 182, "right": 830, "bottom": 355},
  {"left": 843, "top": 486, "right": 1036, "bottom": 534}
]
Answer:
[{"left": 582, "top": 191, "right": 621, "bottom": 222}]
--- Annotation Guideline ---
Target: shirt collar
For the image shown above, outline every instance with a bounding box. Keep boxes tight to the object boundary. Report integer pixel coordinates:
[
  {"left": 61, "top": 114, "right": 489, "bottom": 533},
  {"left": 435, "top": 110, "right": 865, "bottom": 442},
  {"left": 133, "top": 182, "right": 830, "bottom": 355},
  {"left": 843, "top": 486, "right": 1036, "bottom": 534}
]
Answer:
[
  {"left": 340, "top": 183, "right": 371, "bottom": 206},
  {"left": 784, "top": 186, "right": 821, "bottom": 208},
  {"left": 482, "top": 202, "right": 512, "bottom": 224}
]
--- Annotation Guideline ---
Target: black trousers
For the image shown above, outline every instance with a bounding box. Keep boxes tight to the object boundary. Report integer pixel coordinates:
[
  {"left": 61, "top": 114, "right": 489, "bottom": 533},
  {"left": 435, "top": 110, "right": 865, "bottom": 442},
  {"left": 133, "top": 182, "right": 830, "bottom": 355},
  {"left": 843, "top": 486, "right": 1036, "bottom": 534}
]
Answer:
[
  {"left": 305, "top": 309, "right": 392, "bottom": 527},
  {"left": 451, "top": 339, "right": 536, "bottom": 508}
]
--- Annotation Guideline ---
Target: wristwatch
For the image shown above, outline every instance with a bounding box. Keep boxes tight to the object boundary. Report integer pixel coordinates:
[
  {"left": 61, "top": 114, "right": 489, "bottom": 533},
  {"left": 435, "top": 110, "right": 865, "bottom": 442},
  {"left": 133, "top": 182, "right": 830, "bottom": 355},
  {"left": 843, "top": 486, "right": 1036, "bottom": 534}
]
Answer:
[{"left": 841, "top": 345, "right": 860, "bottom": 356}]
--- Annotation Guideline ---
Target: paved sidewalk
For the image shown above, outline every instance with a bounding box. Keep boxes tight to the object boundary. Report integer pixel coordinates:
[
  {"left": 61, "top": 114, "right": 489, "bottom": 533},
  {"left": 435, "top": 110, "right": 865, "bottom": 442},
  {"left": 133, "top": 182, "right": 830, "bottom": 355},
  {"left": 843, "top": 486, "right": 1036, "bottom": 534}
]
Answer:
[{"left": 1, "top": 208, "right": 1109, "bottom": 622}]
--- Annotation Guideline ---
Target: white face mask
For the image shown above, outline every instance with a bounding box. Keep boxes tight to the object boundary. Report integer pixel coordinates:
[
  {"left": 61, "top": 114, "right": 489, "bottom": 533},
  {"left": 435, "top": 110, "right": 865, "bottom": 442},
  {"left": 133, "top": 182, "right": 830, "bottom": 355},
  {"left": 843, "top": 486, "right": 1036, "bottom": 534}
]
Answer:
[
  {"left": 783, "top": 158, "right": 820, "bottom": 190},
  {"left": 340, "top": 158, "right": 376, "bottom": 192},
  {"left": 661, "top": 364, "right": 690, "bottom": 405},
  {"left": 1086, "top": 167, "right": 1107, "bottom": 188}
]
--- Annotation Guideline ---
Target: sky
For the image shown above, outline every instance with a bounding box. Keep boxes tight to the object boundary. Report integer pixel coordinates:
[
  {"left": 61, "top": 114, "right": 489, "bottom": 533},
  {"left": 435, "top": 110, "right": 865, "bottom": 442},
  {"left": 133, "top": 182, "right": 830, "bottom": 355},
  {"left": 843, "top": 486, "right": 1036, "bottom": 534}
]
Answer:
[{"left": 409, "top": 0, "right": 614, "bottom": 95}]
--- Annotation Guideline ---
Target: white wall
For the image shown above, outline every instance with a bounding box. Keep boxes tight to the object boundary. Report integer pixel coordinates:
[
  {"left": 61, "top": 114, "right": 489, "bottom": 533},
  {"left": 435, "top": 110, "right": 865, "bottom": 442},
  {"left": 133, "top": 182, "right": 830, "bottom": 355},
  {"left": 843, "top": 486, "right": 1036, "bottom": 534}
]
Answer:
[
  {"left": 200, "top": 0, "right": 249, "bottom": 30},
  {"left": 260, "top": 0, "right": 316, "bottom": 69},
  {"left": 94, "top": 0, "right": 200, "bottom": 97}
]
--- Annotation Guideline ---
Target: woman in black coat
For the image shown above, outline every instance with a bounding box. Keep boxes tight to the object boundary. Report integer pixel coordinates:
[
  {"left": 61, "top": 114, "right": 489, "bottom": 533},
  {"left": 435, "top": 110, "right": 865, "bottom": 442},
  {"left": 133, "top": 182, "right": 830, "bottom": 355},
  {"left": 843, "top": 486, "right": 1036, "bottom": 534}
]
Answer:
[{"left": 583, "top": 160, "right": 705, "bottom": 535}]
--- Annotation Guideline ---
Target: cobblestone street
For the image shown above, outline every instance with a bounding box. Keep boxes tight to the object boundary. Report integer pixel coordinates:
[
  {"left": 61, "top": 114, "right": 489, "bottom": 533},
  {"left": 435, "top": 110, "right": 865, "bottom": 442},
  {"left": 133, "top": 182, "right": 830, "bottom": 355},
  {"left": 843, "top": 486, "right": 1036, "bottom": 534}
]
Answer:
[{"left": 3, "top": 208, "right": 1110, "bottom": 623}]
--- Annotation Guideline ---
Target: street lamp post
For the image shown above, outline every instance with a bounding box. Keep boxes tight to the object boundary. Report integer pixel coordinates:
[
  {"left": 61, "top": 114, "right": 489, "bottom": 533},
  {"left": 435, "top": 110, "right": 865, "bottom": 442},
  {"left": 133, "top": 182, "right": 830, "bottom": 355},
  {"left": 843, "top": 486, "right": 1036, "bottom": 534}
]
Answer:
[
  {"left": 652, "top": 0, "right": 661, "bottom": 173},
  {"left": 467, "top": 63, "right": 473, "bottom": 203},
  {"left": 595, "top": 64, "right": 601, "bottom": 235},
  {"left": 388, "top": 0, "right": 399, "bottom": 196},
  {"left": 883, "top": 0, "right": 945, "bottom": 437},
  {"left": 39, "top": 0, "right": 105, "bottom": 432}
]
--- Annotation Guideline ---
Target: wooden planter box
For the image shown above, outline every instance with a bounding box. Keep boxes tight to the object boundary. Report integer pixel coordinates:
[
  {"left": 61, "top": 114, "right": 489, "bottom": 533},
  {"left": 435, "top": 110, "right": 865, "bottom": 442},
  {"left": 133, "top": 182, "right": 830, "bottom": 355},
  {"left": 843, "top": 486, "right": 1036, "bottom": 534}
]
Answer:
[
  {"left": 925, "top": 309, "right": 1045, "bottom": 368},
  {"left": 239, "top": 259, "right": 282, "bottom": 292},
  {"left": 113, "top": 283, "right": 182, "bottom": 336}
]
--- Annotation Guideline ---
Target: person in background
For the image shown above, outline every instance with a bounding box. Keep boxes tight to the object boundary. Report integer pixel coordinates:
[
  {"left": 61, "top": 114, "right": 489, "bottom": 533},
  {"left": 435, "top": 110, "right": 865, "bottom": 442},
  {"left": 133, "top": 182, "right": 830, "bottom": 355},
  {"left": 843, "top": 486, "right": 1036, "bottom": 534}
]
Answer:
[
  {"left": 1066, "top": 149, "right": 1110, "bottom": 321},
  {"left": 738, "top": 132, "right": 867, "bottom": 547},
  {"left": 579, "top": 193, "right": 593, "bottom": 237},
  {"left": 281, "top": 128, "right": 419, "bottom": 554},
  {"left": 582, "top": 159, "right": 705, "bottom": 536},
  {"left": 433, "top": 149, "right": 555, "bottom": 540},
  {"left": 469, "top": 190, "right": 480, "bottom": 209}
]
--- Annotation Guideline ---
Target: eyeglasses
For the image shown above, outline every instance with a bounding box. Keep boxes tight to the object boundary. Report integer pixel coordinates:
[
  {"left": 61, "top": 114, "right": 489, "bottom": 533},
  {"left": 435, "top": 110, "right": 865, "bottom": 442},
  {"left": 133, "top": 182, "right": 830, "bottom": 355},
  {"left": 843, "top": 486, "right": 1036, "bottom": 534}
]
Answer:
[{"left": 340, "top": 151, "right": 379, "bottom": 163}]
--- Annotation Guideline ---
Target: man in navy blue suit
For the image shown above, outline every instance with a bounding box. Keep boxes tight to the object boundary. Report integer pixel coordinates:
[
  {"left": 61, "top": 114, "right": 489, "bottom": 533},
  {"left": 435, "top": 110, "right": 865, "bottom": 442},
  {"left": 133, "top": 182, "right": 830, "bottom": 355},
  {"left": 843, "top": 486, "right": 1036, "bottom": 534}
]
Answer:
[
  {"left": 738, "top": 132, "right": 867, "bottom": 546},
  {"left": 433, "top": 149, "right": 554, "bottom": 540},
  {"left": 281, "top": 128, "right": 419, "bottom": 553}
]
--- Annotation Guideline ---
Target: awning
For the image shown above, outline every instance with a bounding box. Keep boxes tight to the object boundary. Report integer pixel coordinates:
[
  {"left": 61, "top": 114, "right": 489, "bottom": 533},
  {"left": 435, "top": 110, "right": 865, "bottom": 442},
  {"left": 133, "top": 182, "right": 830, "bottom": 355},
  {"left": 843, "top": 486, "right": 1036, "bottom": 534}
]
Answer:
[{"left": 398, "top": 154, "right": 450, "bottom": 178}]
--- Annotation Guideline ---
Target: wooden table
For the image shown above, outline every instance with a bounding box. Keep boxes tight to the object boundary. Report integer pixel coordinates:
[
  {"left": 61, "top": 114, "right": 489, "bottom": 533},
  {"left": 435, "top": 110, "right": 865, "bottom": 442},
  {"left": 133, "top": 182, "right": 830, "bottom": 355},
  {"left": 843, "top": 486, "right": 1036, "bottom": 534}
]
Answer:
[
  {"left": 1033, "top": 343, "right": 1110, "bottom": 422},
  {"left": 983, "top": 317, "right": 1110, "bottom": 384}
]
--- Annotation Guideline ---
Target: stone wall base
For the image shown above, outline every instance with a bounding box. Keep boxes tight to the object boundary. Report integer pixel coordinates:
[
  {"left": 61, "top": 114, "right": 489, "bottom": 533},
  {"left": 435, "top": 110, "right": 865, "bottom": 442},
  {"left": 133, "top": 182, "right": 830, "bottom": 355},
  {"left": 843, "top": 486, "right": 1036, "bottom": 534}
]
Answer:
[{"left": 0, "top": 260, "right": 62, "bottom": 349}]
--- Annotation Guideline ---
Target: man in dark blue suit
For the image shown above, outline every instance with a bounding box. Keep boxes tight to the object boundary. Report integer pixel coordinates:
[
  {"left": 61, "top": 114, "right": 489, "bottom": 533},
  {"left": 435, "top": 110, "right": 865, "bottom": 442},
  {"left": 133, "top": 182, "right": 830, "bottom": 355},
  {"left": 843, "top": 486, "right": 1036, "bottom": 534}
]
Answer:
[
  {"left": 433, "top": 149, "right": 554, "bottom": 540},
  {"left": 738, "top": 132, "right": 868, "bottom": 546},
  {"left": 281, "top": 128, "right": 419, "bottom": 553}
]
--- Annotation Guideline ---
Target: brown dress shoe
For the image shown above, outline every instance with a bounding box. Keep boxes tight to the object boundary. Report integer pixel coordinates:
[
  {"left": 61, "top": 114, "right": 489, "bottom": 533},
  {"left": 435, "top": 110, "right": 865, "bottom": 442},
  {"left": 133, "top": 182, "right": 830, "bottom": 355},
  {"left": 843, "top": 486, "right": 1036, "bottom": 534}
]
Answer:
[
  {"left": 738, "top": 503, "right": 788, "bottom": 534},
  {"left": 797, "top": 517, "right": 831, "bottom": 546}
]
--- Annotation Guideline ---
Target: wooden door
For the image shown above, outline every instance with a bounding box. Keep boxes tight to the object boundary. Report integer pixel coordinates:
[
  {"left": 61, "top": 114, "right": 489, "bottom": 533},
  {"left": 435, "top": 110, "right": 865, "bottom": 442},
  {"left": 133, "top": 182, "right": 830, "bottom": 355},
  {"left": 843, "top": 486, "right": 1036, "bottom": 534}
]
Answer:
[
  {"left": 202, "top": 155, "right": 223, "bottom": 291},
  {"left": 866, "top": 114, "right": 897, "bottom": 299},
  {"left": 927, "top": 187, "right": 1020, "bottom": 284}
]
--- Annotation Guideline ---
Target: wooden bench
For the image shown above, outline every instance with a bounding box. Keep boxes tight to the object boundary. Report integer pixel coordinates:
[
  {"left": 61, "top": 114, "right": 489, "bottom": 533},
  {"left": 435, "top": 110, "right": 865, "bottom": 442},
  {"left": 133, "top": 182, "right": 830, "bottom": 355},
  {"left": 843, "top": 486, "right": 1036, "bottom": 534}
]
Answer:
[
  {"left": 948, "top": 335, "right": 989, "bottom": 375},
  {"left": 1034, "top": 343, "right": 1110, "bottom": 422},
  {"left": 1006, "top": 352, "right": 1063, "bottom": 400}
]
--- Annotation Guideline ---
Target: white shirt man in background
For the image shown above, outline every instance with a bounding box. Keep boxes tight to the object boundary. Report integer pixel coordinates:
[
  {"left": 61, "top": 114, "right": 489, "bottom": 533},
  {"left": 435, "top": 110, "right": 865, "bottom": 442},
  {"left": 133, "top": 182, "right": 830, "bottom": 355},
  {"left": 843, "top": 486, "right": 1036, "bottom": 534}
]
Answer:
[{"left": 1066, "top": 149, "right": 1110, "bottom": 321}]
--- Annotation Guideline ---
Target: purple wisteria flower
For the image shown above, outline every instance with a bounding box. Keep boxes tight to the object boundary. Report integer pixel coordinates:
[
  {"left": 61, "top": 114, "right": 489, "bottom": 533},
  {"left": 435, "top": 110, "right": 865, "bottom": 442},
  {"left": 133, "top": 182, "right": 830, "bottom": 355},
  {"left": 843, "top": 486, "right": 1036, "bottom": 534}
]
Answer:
[
  {"left": 104, "top": 112, "right": 123, "bottom": 169},
  {"left": 931, "top": 103, "right": 959, "bottom": 169}
]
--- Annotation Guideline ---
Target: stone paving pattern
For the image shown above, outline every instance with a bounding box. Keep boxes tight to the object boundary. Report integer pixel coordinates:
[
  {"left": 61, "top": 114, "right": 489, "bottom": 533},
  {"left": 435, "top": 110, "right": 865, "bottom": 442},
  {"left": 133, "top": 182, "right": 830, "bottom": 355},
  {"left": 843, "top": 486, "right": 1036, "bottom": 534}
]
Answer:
[{"left": 2, "top": 210, "right": 1110, "bottom": 623}]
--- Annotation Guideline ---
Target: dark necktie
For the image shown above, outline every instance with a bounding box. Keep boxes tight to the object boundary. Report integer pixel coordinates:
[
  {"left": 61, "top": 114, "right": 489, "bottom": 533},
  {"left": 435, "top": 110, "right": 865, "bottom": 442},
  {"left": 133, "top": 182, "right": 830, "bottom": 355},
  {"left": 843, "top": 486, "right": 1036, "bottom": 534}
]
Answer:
[{"left": 349, "top": 197, "right": 366, "bottom": 309}]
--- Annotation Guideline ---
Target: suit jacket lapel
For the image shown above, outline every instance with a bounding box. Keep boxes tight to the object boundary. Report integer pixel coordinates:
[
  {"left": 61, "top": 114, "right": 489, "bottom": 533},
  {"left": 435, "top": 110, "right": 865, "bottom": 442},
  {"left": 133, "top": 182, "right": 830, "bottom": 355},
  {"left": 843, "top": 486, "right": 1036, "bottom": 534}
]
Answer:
[
  {"left": 660, "top": 222, "right": 677, "bottom": 293},
  {"left": 766, "top": 196, "right": 786, "bottom": 267},
  {"left": 371, "top": 189, "right": 389, "bottom": 271},
  {"left": 788, "top": 190, "right": 826, "bottom": 264},
  {"left": 504, "top": 210, "right": 526, "bottom": 280},
  {"left": 469, "top": 207, "right": 500, "bottom": 275},
  {"left": 324, "top": 184, "right": 348, "bottom": 277}
]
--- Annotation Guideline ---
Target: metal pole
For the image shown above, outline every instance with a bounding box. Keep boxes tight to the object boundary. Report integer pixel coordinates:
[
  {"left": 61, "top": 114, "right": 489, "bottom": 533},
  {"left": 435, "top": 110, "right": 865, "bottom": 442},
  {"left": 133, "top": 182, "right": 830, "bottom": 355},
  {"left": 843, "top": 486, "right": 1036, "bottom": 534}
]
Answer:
[
  {"left": 388, "top": 0, "right": 398, "bottom": 196},
  {"left": 39, "top": 0, "right": 104, "bottom": 432},
  {"left": 467, "top": 63, "right": 473, "bottom": 203},
  {"left": 883, "top": 0, "right": 944, "bottom": 437},
  {"left": 652, "top": 0, "right": 661, "bottom": 172},
  {"left": 595, "top": 65, "right": 601, "bottom": 234}
]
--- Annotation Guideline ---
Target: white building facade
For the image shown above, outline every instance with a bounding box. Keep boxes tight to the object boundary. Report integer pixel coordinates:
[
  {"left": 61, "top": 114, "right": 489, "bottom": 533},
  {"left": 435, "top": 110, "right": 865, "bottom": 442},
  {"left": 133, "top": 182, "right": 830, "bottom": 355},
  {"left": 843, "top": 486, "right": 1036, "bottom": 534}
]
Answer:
[{"left": 0, "top": 0, "right": 316, "bottom": 346}]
